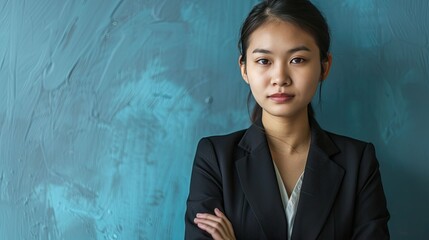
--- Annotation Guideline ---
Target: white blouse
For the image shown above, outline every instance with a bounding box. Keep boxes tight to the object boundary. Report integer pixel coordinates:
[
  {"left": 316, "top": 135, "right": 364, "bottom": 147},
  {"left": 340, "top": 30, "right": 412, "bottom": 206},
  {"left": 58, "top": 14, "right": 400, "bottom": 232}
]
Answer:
[{"left": 272, "top": 162, "right": 304, "bottom": 240}]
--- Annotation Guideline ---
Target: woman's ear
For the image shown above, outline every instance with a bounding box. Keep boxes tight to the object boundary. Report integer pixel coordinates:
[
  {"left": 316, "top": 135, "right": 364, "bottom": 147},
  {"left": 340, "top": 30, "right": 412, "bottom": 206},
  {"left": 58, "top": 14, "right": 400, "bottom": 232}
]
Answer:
[
  {"left": 321, "top": 53, "right": 333, "bottom": 81},
  {"left": 239, "top": 55, "right": 249, "bottom": 84}
]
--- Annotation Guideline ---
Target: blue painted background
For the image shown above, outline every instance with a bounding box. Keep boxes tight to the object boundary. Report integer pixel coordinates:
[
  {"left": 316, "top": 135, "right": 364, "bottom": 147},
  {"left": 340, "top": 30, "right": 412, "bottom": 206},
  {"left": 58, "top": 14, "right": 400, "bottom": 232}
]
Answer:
[{"left": 0, "top": 0, "right": 427, "bottom": 239}]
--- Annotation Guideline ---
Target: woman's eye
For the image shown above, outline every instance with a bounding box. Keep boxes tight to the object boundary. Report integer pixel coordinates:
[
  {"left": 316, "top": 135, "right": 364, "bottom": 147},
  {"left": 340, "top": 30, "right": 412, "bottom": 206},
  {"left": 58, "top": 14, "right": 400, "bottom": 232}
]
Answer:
[
  {"left": 290, "top": 58, "right": 305, "bottom": 64},
  {"left": 257, "top": 59, "right": 270, "bottom": 65}
]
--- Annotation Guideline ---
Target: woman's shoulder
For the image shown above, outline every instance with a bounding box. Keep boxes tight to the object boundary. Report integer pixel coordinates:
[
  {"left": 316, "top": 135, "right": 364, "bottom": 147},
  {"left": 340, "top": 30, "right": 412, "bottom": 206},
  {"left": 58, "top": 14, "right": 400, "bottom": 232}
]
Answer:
[
  {"left": 322, "top": 130, "right": 378, "bottom": 165},
  {"left": 325, "top": 130, "right": 370, "bottom": 148},
  {"left": 193, "top": 129, "right": 249, "bottom": 164},
  {"left": 198, "top": 129, "right": 247, "bottom": 148},
  {"left": 311, "top": 118, "right": 373, "bottom": 153}
]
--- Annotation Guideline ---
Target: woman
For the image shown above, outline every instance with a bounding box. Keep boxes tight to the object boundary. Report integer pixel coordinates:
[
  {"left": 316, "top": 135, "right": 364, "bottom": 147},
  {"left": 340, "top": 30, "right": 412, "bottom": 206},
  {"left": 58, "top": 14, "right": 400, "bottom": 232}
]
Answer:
[{"left": 185, "top": 0, "right": 390, "bottom": 239}]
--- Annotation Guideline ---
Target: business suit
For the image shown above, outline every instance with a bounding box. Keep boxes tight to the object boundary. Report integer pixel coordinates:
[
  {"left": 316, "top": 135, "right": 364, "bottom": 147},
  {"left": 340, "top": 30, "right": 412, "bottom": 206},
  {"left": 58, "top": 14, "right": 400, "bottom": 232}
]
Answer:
[{"left": 185, "top": 118, "right": 390, "bottom": 239}]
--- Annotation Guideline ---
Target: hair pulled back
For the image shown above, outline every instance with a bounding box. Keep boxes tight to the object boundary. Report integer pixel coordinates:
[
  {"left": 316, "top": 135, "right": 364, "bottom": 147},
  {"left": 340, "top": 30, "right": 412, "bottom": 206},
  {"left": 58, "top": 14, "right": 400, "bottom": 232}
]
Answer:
[{"left": 238, "top": 0, "right": 331, "bottom": 122}]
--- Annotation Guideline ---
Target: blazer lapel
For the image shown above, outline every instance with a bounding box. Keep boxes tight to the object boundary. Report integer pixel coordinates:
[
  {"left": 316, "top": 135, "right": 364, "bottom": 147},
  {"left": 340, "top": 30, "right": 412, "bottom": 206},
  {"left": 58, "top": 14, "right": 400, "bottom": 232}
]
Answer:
[
  {"left": 236, "top": 121, "right": 288, "bottom": 239},
  {"left": 291, "top": 119, "right": 344, "bottom": 240}
]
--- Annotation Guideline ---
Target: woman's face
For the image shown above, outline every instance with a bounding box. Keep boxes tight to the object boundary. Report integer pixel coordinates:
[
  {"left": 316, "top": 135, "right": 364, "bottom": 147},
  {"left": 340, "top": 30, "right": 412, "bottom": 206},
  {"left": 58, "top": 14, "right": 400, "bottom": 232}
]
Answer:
[{"left": 240, "top": 20, "right": 331, "bottom": 120}]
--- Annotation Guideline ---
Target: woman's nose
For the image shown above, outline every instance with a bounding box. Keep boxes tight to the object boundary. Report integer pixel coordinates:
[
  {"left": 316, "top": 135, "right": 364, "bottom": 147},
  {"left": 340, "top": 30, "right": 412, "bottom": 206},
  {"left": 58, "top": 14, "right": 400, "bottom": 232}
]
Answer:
[{"left": 271, "top": 65, "right": 291, "bottom": 86}]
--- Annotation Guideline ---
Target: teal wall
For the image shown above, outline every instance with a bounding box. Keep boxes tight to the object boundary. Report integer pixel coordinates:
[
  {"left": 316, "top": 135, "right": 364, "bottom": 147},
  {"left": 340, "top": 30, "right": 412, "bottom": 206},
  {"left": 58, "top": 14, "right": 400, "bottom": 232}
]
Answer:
[{"left": 0, "top": 0, "right": 427, "bottom": 239}]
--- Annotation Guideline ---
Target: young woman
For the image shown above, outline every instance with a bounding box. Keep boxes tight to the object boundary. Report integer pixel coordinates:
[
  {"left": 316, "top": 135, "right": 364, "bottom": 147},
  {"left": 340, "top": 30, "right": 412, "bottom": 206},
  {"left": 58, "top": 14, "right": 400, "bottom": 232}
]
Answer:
[{"left": 185, "top": 0, "right": 390, "bottom": 239}]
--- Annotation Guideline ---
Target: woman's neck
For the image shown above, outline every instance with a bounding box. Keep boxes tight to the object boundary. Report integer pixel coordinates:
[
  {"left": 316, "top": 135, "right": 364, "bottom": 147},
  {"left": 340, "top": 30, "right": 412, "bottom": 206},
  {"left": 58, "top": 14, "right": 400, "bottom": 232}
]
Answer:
[{"left": 262, "top": 111, "right": 311, "bottom": 155}]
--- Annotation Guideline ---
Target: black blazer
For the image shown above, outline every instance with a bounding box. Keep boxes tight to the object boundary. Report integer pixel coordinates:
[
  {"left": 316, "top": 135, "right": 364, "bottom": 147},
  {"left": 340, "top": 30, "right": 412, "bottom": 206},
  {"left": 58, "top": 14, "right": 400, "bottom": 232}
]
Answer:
[{"left": 185, "top": 118, "right": 390, "bottom": 239}]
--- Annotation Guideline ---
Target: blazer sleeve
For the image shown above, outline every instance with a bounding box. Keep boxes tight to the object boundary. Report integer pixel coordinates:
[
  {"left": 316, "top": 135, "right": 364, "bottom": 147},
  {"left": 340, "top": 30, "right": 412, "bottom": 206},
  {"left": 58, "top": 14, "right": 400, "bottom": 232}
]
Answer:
[
  {"left": 185, "top": 138, "right": 225, "bottom": 239},
  {"left": 352, "top": 143, "right": 390, "bottom": 239}
]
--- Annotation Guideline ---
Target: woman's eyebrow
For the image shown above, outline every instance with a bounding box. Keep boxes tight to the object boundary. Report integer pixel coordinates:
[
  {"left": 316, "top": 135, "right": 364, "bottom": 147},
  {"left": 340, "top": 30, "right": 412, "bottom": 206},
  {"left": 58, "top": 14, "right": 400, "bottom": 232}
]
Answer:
[
  {"left": 252, "top": 48, "right": 272, "bottom": 54},
  {"left": 287, "top": 46, "right": 311, "bottom": 53},
  {"left": 252, "top": 45, "right": 311, "bottom": 54}
]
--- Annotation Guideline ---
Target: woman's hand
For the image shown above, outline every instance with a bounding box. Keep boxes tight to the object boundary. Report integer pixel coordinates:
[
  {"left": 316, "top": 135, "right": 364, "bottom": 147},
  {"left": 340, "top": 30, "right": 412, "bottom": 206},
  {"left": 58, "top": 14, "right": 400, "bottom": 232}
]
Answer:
[{"left": 194, "top": 208, "right": 236, "bottom": 240}]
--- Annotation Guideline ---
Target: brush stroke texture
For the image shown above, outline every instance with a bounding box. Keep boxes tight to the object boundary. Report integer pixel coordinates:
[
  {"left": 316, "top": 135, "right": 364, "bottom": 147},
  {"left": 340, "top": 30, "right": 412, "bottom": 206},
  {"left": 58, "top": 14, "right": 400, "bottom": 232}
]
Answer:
[{"left": 0, "top": 0, "right": 427, "bottom": 239}]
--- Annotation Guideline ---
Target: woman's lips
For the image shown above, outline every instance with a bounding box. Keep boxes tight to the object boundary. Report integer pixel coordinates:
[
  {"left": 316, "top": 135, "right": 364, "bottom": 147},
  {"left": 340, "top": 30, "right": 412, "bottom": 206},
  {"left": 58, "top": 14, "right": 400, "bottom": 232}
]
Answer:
[{"left": 268, "top": 93, "right": 294, "bottom": 103}]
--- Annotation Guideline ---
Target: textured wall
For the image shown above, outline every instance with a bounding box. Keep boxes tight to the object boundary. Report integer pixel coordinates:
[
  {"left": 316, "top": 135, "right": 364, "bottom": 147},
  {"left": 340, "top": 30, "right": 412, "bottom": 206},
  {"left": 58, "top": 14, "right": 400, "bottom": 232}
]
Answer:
[{"left": 0, "top": 0, "right": 427, "bottom": 239}]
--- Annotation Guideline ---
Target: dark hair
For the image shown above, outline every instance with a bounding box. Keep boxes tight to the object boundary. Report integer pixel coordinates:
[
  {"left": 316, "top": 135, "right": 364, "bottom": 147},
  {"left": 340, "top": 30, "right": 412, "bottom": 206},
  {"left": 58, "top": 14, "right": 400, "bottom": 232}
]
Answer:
[{"left": 238, "top": 0, "right": 331, "bottom": 122}]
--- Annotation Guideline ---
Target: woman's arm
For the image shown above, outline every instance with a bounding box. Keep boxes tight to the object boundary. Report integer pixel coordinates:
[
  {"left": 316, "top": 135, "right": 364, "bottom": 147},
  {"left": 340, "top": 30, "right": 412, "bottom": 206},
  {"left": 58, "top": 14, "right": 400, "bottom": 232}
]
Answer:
[
  {"left": 352, "top": 143, "right": 390, "bottom": 239},
  {"left": 185, "top": 138, "right": 236, "bottom": 240}
]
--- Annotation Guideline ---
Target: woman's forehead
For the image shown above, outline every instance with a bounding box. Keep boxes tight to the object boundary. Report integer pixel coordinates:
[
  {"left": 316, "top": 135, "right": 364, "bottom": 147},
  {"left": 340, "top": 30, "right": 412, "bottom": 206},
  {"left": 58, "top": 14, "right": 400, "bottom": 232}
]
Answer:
[{"left": 247, "top": 20, "right": 319, "bottom": 53}]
